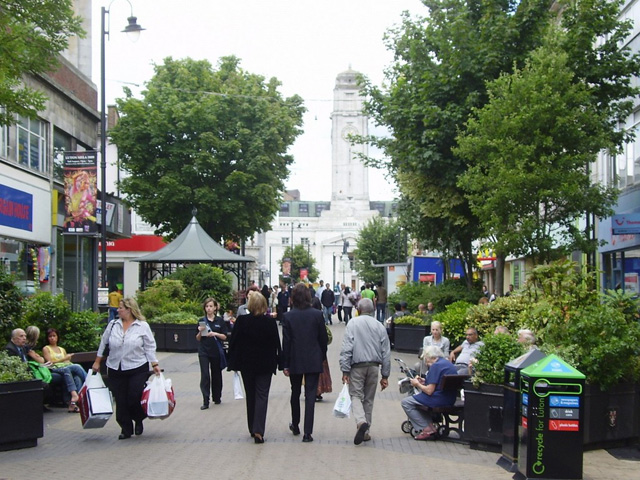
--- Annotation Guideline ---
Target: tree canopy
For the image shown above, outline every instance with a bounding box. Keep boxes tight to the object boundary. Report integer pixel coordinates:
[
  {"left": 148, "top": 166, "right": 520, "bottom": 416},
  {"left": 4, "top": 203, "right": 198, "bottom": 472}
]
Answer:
[
  {"left": 0, "top": 0, "right": 84, "bottom": 125},
  {"left": 279, "top": 244, "right": 319, "bottom": 284},
  {"left": 110, "top": 56, "right": 305, "bottom": 241},
  {"left": 456, "top": 29, "right": 620, "bottom": 267},
  {"left": 353, "top": 216, "right": 407, "bottom": 284}
]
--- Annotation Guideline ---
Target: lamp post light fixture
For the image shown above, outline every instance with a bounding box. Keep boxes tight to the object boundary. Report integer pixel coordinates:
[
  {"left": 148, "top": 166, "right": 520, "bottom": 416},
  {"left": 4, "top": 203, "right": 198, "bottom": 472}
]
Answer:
[{"left": 100, "top": 1, "right": 144, "bottom": 287}]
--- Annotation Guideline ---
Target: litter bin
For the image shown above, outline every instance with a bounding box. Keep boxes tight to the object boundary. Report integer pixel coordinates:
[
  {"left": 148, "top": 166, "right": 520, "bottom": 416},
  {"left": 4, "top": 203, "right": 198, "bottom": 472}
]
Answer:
[
  {"left": 516, "top": 355, "right": 585, "bottom": 480},
  {"left": 497, "top": 348, "right": 547, "bottom": 472}
]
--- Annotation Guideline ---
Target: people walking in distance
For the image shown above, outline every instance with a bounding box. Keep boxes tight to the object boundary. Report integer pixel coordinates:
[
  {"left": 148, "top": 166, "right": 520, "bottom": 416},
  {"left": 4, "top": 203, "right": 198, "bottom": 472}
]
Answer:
[
  {"left": 341, "top": 286, "right": 355, "bottom": 324},
  {"left": 375, "top": 281, "right": 387, "bottom": 323},
  {"left": 321, "top": 282, "right": 335, "bottom": 325},
  {"left": 339, "top": 298, "right": 391, "bottom": 445}
]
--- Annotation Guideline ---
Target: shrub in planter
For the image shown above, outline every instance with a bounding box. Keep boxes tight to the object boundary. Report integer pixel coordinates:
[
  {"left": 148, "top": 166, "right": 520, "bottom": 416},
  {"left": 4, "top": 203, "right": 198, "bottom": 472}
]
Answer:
[
  {"left": 21, "top": 291, "right": 72, "bottom": 332},
  {"left": 137, "top": 279, "right": 187, "bottom": 319},
  {"left": 388, "top": 278, "right": 481, "bottom": 313},
  {"left": 0, "top": 270, "right": 23, "bottom": 342},
  {"left": 152, "top": 311, "right": 199, "bottom": 325},
  {"left": 167, "top": 264, "right": 233, "bottom": 310},
  {"left": 432, "top": 300, "right": 473, "bottom": 348},
  {"left": 466, "top": 295, "right": 529, "bottom": 338},
  {"left": 394, "top": 315, "right": 429, "bottom": 326},
  {"left": 472, "top": 333, "right": 525, "bottom": 386},
  {"left": 0, "top": 351, "right": 32, "bottom": 383}
]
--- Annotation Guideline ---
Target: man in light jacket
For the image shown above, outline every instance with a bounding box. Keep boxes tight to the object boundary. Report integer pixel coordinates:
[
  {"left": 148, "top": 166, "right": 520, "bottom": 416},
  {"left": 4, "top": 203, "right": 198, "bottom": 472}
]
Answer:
[{"left": 339, "top": 298, "right": 390, "bottom": 445}]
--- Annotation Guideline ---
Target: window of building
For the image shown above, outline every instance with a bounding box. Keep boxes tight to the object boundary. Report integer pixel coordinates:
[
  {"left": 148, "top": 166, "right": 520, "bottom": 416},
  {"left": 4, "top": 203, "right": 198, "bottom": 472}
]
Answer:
[
  {"left": 53, "top": 128, "right": 72, "bottom": 182},
  {"left": 281, "top": 237, "right": 289, "bottom": 245},
  {"left": 17, "top": 115, "right": 47, "bottom": 173},
  {"left": 301, "top": 237, "right": 309, "bottom": 246}
]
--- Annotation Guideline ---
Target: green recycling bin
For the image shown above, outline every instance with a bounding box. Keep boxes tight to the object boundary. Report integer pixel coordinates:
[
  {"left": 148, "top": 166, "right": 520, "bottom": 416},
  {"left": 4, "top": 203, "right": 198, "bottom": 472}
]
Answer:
[{"left": 516, "top": 355, "right": 585, "bottom": 480}]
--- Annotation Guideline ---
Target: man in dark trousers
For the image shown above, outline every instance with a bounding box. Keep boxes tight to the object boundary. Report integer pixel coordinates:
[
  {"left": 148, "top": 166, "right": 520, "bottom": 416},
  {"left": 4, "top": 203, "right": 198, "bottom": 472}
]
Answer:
[
  {"left": 276, "top": 281, "right": 290, "bottom": 325},
  {"left": 320, "top": 283, "right": 335, "bottom": 325}
]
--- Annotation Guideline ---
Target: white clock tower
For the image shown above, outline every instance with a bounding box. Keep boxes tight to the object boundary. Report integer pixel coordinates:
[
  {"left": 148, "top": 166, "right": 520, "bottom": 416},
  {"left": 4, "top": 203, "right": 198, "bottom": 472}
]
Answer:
[{"left": 331, "top": 68, "right": 369, "bottom": 202}]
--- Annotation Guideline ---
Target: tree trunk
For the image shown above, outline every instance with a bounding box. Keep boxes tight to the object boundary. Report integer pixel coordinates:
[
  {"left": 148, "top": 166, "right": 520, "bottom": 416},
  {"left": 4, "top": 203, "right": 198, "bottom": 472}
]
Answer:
[{"left": 495, "top": 252, "right": 506, "bottom": 296}]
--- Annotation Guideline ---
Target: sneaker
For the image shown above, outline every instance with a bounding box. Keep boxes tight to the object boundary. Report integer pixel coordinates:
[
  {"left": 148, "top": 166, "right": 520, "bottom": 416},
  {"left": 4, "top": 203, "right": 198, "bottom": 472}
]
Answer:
[{"left": 354, "top": 422, "right": 369, "bottom": 445}]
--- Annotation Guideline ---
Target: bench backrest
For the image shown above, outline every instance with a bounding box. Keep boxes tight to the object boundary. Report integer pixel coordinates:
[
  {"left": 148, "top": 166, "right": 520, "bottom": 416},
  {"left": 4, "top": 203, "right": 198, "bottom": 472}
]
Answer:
[{"left": 438, "top": 374, "right": 470, "bottom": 392}]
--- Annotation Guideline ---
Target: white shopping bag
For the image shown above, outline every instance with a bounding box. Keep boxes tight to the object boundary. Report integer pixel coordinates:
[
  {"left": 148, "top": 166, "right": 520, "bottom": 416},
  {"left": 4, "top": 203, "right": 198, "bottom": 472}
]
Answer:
[
  {"left": 233, "top": 372, "right": 244, "bottom": 400},
  {"left": 78, "top": 370, "right": 113, "bottom": 429},
  {"left": 141, "top": 373, "right": 171, "bottom": 418},
  {"left": 333, "top": 383, "right": 351, "bottom": 418}
]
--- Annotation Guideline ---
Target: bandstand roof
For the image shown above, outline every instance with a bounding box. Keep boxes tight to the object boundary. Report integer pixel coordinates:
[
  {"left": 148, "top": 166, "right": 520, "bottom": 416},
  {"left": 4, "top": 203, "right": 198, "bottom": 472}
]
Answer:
[{"left": 133, "top": 216, "right": 253, "bottom": 264}]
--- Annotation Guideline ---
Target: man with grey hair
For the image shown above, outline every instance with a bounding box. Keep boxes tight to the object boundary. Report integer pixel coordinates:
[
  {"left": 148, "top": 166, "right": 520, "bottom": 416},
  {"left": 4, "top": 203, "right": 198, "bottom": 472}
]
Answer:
[
  {"left": 402, "top": 345, "right": 458, "bottom": 440},
  {"left": 339, "top": 297, "right": 390, "bottom": 445},
  {"left": 517, "top": 329, "right": 536, "bottom": 348},
  {"left": 4, "top": 328, "right": 28, "bottom": 362}
]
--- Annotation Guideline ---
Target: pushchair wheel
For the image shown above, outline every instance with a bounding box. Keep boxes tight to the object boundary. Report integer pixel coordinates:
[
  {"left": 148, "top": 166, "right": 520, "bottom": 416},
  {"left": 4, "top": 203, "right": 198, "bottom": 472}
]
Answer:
[
  {"left": 401, "top": 420, "right": 413, "bottom": 434},
  {"left": 437, "top": 424, "right": 448, "bottom": 438}
]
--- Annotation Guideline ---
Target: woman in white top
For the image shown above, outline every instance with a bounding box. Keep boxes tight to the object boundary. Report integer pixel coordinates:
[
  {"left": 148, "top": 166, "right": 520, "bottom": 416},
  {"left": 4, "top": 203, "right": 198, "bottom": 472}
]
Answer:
[
  {"left": 341, "top": 287, "right": 356, "bottom": 324},
  {"left": 93, "top": 297, "right": 160, "bottom": 440},
  {"left": 421, "top": 321, "right": 450, "bottom": 357}
]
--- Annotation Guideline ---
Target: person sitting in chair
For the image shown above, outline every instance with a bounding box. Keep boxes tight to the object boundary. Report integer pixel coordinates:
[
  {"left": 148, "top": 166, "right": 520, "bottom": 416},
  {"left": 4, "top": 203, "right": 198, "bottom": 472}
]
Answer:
[{"left": 401, "top": 345, "right": 458, "bottom": 441}]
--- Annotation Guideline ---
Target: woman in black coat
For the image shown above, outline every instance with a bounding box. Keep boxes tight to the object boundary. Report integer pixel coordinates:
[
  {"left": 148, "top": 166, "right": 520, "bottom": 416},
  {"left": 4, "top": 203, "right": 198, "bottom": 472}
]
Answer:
[
  {"left": 227, "top": 292, "right": 281, "bottom": 444},
  {"left": 282, "top": 283, "right": 328, "bottom": 443},
  {"left": 196, "top": 297, "right": 228, "bottom": 409}
]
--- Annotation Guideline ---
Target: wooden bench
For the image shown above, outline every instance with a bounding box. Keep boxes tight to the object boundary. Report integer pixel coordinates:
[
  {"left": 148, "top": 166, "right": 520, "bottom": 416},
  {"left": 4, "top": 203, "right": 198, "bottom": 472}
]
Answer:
[{"left": 417, "top": 374, "right": 469, "bottom": 441}]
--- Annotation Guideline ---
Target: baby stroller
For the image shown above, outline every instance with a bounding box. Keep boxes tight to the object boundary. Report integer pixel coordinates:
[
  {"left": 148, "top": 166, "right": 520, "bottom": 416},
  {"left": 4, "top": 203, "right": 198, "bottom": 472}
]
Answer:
[{"left": 396, "top": 358, "right": 467, "bottom": 440}]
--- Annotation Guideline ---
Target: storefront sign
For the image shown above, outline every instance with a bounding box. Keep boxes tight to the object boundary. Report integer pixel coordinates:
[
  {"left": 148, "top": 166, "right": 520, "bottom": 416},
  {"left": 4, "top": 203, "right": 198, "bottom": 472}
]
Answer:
[
  {"left": 0, "top": 184, "right": 32, "bottom": 231},
  {"left": 612, "top": 214, "right": 640, "bottom": 235}
]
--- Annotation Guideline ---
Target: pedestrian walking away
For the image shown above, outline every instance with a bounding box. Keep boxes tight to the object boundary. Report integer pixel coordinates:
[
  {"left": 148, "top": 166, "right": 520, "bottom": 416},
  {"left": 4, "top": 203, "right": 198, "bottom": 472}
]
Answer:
[{"left": 339, "top": 298, "right": 391, "bottom": 445}]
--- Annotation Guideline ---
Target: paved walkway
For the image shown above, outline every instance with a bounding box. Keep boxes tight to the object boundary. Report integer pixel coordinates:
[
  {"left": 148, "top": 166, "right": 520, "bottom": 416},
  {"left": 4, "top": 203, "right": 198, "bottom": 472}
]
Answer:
[{"left": 0, "top": 320, "right": 636, "bottom": 480}]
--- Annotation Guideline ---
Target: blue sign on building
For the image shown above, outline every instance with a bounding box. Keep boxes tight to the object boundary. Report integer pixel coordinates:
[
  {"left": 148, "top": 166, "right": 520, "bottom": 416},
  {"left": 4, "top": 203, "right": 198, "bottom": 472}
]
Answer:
[{"left": 0, "top": 184, "right": 33, "bottom": 231}]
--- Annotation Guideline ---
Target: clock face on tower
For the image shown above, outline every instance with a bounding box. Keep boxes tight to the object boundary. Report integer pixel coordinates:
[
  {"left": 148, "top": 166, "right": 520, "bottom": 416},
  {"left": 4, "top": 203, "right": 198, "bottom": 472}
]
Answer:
[{"left": 341, "top": 125, "right": 359, "bottom": 141}]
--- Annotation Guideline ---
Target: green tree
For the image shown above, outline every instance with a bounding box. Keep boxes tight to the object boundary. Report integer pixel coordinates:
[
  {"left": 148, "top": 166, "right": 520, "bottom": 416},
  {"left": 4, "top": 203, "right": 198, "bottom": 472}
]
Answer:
[
  {"left": 110, "top": 56, "right": 305, "bottom": 241},
  {"left": 353, "top": 216, "right": 406, "bottom": 284},
  {"left": 167, "top": 264, "right": 233, "bottom": 308},
  {"left": 0, "top": 0, "right": 84, "bottom": 125},
  {"left": 279, "top": 244, "right": 319, "bottom": 284},
  {"left": 362, "top": 0, "right": 552, "bottom": 285},
  {"left": 456, "top": 31, "right": 620, "bottom": 281}
]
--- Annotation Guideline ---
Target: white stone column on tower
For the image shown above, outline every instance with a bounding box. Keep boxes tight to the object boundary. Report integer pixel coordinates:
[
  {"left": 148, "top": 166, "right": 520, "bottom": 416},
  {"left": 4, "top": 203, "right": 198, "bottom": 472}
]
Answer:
[{"left": 330, "top": 68, "right": 369, "bottom": 202}]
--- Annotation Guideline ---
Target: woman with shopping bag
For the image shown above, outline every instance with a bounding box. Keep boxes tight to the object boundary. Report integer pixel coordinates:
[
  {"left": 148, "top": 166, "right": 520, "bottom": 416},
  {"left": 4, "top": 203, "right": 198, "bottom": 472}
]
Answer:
[
  {"left": 92, "top": 297, "right": 161, "bottom": 440},
  {"left": 227, "top": 292, "right": 281, "bottom": 444}
]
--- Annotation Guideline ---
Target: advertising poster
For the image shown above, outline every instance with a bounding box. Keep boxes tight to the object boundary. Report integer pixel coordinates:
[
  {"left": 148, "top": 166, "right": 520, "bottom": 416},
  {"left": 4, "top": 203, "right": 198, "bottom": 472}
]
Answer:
[
  {"left": 63, "top": 151, "right": 98, "bottom": 234},
  {"left": 282, "top": 257, "right": 291, "bottom": 277}
]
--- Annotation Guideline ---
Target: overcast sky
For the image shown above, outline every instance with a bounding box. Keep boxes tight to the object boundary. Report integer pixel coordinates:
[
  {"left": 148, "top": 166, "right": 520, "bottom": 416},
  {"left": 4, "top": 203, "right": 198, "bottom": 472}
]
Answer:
[{"left": 92, "top": 0, "right": 426, "bottom": 201}]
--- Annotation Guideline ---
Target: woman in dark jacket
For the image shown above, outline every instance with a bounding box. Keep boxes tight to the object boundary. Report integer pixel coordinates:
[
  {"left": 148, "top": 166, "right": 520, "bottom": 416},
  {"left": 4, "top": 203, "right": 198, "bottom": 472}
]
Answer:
[
  {"left": 282, "top": 283, "right": 328, "bottom": 443},
  {"left": 196, "top": 297, "right": 228, "bottom": 409},
  {"left": 227, "top": 292, "right": 281, "bottom": 443}
]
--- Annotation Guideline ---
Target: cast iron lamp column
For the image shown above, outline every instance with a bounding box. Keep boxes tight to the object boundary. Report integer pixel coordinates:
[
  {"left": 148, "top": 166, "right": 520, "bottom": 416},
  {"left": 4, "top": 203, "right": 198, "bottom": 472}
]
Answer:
[{"left": 100, "top": 1, "right": 144, "bottom": 287}]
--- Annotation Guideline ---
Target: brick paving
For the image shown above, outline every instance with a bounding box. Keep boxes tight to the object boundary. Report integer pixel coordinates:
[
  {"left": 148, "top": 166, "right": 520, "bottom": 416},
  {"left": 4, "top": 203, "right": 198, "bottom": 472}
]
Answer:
[{"left": 0, "top": 319, "right": 636, "bottom": 480}]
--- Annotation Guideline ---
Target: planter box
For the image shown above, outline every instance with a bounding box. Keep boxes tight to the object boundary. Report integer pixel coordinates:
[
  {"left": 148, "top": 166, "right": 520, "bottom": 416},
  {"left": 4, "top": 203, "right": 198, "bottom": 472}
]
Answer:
[
  {"left": 463, "top": 381, "right": 504, "bottom": 452},
  {"left": 466, "top": 379, "right": 640, "bottom": 454},
  {"left": 0, "top": 380, "right": 44, "bottom": 451},
  {"left": 149, "top": 323, "right": 167, "bottom": 351},
  {"left": 393, "top": 324, "right": 429, "bottom": 353},
  {"left": 164, "top": 323, "right": 198, "bottom": 352},
  {"left": 583, "top": 382, "right": 640, "bottom": 450}
]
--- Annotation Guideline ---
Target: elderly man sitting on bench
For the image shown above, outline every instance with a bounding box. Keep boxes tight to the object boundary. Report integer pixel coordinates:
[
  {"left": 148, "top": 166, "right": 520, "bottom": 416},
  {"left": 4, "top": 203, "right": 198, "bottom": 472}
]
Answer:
[{"left": 401, "top": 345, "right": 458, "bottom": 440}]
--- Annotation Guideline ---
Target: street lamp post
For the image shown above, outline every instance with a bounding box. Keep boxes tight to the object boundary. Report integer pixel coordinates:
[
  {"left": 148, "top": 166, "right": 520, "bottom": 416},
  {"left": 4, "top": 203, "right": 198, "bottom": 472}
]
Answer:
[{"left": 100, "top": 1, "right": 144, "bottom": 288}]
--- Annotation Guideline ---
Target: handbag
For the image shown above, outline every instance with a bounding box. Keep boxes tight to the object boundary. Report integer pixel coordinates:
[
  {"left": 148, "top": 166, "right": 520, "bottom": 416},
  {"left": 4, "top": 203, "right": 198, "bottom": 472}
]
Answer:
[
  {"left": 332, "top": 383, "right": 351, "bottom": 418},
  {"left": 27, "top": 360, "right": 52, "bottom": 383},
  {"left": 101, "top": 320, "right": 116, "bottom": 357}
]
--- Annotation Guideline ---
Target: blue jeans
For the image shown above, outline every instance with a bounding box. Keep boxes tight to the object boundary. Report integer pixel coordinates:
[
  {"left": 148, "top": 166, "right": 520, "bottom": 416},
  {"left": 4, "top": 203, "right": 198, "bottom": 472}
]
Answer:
[
  {"left": 108, "top": 307, "right": 118, "bottom": 321},
  {"left": 376, "top": 303, "right": 387, "bottom": 323},
  {"left": 322, "top": 305, "right": 333, "bottom": 325}
]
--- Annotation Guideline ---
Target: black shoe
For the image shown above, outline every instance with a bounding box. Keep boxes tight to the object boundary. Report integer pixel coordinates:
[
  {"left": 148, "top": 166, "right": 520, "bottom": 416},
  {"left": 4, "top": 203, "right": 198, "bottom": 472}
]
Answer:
[
  {"left": 254, "top": 434, "right": 265, "bottom": 444},
  {"left": 354, "top": 422, "right": 369, "bottom": 445},
  {"left": 200, "top": 404, "right": 209, "bottom": 410},
  {"left": 214, "top": 400, "right": 221, "bottom": 405},
  {"left": 134, "top": 422, "right": 143, "bottom": 436},
  {"left": 302, "top": 434, "right": 314, "bottom": 443},
  {"left": 118, "top": 433, "right": 131, "bottom": 440},
  {"left": 289, "top": 423, "right": 300, "bottom": 435},
  {"left": 315, "top": 395, "right": 323, "bottom": 402}
]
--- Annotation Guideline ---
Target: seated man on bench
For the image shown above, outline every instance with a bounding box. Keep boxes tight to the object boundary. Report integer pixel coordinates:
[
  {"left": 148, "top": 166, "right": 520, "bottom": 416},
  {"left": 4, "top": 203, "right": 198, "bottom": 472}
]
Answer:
[{"left": 401, "top": 345, "right": 458, "bottom": 440}]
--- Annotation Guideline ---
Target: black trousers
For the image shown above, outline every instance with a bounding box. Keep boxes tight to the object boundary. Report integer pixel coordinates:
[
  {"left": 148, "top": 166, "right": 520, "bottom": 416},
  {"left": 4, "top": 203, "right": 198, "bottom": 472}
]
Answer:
[
  {"left": 108, "top": 363, "right": 149, "bottom": 436},
  {"left": 337, "top": 305, "right": 343, "bottom": 322},
  {"left": 241, "top": 371, "right": 272, "bottom": 436},
  {"left": 289, "top": 373, "right": 320, "bottom": 435},
  {"left": 199, "top": 354, "right": 222, "bottom": 404}
]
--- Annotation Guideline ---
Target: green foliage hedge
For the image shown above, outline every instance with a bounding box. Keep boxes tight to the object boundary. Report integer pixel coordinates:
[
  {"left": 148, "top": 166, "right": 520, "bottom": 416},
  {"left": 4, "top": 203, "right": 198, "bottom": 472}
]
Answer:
[{"left": 0, "top": 351, "right": 32, "bottom": 383}]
